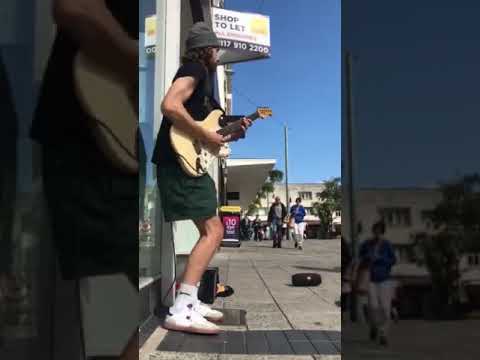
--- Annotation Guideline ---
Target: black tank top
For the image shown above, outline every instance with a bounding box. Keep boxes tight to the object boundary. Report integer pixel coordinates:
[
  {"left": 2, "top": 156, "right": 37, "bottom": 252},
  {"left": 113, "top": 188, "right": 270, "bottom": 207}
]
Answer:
[
  {"left": 151, "top": 62, "right": 222, "bottom": 166},
  {"left": 31, "top": 0, "right": 138, "bottom": 147}
]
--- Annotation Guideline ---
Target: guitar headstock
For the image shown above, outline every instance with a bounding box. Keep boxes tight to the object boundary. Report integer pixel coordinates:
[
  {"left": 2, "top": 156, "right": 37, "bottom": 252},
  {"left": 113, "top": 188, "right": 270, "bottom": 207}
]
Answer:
[{"left": 256, "top": 107, "right": 273, "bottom": 119}]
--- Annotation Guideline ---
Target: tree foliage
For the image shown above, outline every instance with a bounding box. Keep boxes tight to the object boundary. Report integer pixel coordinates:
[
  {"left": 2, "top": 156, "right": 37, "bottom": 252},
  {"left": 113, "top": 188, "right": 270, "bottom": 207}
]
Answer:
[
  {"left": 414, "top": 173, "right": 480, "bottom": 317},
  {"left": 311, "top": 177, "right": 342, "bottom": 238},
  {"left": 247, "top": 169, "right": 284, "bottom": 215}
]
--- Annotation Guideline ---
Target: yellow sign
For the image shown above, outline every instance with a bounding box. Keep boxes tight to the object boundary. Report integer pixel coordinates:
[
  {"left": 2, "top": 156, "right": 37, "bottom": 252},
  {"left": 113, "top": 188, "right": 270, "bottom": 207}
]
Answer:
[
  {"left": 145, "top": 15, "right": 156, "bottom": 48},
  {"left": 220, "top": 206, "right": 242, "bottom": 213},
  {"left": 250, "top": 17, "right": 268, "bottom": 36}
]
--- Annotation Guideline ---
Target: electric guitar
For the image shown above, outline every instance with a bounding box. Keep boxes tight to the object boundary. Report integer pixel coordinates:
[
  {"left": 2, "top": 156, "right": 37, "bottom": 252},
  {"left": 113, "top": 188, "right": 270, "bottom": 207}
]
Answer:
[
  {"left": 73, "top": 52, "right": 139, "bottom": 174},
  {"left": 170, "top": 107, "right": 273, "bottom": 177}
]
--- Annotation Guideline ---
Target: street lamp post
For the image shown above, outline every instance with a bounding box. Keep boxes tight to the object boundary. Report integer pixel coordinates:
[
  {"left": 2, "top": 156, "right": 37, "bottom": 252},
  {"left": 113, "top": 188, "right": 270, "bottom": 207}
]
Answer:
[
  {"left": 345, "top": 50, "right": 359, "bottom": 321},
  {"left": 345, "top": 51, "right": 357, "bottom": 257},
  {"left": 220, "top": 64, "right": 234, "bottom": 206},
  {"left": 284, "top": 124, "right": 290, "bottom": 239}
]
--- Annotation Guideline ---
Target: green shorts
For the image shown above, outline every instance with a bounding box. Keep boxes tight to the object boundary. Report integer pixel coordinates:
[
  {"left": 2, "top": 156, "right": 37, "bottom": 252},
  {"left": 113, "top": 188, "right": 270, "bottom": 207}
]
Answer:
[{"left": 156, "top": 162, "right": 218, "bottom": 222}]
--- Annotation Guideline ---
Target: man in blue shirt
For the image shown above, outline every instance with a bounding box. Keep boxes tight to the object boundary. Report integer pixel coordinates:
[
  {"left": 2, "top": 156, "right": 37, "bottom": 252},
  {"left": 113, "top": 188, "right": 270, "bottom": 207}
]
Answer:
[
  {"left": 359, "top": 221, "right": 397, "bottom": 346},
  {"left": 290, "top": 197, "right": 307, "bottom": 249}
]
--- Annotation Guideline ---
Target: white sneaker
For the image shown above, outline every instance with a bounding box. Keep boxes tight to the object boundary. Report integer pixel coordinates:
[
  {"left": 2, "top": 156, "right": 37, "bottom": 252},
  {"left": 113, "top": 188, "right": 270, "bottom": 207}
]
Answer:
[
  {"left": 195, "top": 301, "right": 224, "bottom": 323},
  {"left": 163, "top": 304, "right": 220, "bottom": 335}
]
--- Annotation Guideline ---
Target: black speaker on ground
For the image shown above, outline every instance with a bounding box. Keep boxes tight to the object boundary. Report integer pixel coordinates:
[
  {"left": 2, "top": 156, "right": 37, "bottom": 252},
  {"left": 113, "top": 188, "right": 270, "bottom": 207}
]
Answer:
[
  {"left": 292, "top": 273, "right": 322, "bottom": 287},
  {"left": 198, "top": 267, "right": 219, "bottom": 304}
]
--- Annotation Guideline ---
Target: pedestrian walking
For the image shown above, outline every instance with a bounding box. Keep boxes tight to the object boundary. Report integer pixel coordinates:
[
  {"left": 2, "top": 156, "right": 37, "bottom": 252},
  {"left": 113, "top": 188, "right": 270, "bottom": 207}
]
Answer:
[
  {"left": 281, "top": 216, "right": 288, "bottom": 241},
  {"left": 240, "top": 213, "right": 251, "bottom": 241},
  {"left": 268, "top": 197, "right": 287, "bottom": 248},
  {"left": 253, "top": 215, "right": 262, "bottom": 241},
  {"left": 290, "top": 197, "right": 307, "bottom": 249},
  {"left": 359, "top": 221, "right": 397, "bottom": 346},
  {"left": 341, "top": 236, "right": 353, "bottom": 321}
]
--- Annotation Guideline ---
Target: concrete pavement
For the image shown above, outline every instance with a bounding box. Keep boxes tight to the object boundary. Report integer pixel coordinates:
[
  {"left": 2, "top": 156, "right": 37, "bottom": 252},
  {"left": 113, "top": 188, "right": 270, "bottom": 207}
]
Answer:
[
  {"left": 143, "top": 238, "right": 341, "bottom": 360},
  {"left": 342, "top": 317, "right": 480, "bottom": 360}
]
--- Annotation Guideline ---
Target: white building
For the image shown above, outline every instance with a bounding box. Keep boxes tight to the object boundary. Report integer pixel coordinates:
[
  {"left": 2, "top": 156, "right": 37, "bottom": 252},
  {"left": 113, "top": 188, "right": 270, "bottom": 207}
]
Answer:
[
  {"left": 342, "top": 187, "right": 441, "bottom": 264},
  {"left": 226, "top": 180, "right": 342, "bottom": 238},
  {"left": 348, "top": 187, "right": 480, "bottom": 270},
  {"left": 224, "top": 158, "right": 277, "bottom": 210}
]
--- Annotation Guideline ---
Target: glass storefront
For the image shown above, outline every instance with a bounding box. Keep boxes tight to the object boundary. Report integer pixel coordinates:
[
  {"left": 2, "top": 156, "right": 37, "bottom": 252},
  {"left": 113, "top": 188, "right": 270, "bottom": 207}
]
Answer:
[
  {"left": 139, "top": 0, "right": 162, "bottom": 279},
  {"left": 1, "top": 1, "right": 57, "bottom": 357}
]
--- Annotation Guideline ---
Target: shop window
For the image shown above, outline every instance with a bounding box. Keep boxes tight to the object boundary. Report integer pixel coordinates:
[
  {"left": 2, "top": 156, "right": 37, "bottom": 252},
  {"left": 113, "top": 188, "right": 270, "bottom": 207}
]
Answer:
[
  {"left": 227, "top": 192, "right": 240, "bottom": 200},
  {"left": 378, "top": 207, "right": 412, "bottom": 227},
  {"left": 299, "top": 191, "right": 313, "bottom": 200}
]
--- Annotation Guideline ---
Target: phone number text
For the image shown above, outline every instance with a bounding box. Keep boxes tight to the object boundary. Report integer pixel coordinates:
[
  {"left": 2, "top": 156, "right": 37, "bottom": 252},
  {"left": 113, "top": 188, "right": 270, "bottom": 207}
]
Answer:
[{"left": 219, "top": 40, "right": 270, "bottom": 54}]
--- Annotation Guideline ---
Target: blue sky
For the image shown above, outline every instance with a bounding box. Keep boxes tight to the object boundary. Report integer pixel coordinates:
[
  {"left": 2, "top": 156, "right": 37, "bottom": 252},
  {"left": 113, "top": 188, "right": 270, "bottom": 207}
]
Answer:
[
  {"left": 225, "top": 0, "right": 341, "bottom": 184},
  {"left": 343, "top": 0, "right": 480, "bottom": 188}
]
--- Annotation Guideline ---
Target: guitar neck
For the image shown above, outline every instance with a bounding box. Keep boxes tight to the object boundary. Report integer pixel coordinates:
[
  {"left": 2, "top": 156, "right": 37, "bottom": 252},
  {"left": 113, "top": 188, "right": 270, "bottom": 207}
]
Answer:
[{"left": 217, "top": 111, "right": 260, "bottom": 137}]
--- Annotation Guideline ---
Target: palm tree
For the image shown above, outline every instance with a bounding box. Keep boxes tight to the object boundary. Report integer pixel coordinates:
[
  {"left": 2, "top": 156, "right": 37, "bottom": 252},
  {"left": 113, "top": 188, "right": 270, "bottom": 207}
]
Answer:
[
  {"left": 417, "top": 173, "right": 480, "bottom": 318},
  {"left": 311, "top": 177, "right": 342, "bottom": 238},
  {"left": 247, "top": 169, "right": 284, "bottom": 215}
]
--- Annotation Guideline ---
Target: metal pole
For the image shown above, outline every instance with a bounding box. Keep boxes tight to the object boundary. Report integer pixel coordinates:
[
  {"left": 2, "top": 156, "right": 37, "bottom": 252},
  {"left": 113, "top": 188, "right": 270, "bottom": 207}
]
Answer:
[
  {"left": 284, "top": 124, "right": 290, "bottom": 239},
  {"left": 345, "top": 51, "right": 357, "bottom": 257},
  {"left": 220, "top": 64, "right": 233, "bottom": 206},
  {"left": 220, "top": 159, "right": 227, "bottom": 206},
  {"left": 345, "top": 51, "right": 358, "bottom": 321}
]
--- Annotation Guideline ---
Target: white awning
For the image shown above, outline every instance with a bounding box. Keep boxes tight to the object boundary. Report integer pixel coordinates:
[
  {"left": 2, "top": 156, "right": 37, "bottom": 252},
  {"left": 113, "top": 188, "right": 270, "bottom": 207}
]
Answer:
[{"left": 226, "top": 158, "right": 276, "bottom": 210}]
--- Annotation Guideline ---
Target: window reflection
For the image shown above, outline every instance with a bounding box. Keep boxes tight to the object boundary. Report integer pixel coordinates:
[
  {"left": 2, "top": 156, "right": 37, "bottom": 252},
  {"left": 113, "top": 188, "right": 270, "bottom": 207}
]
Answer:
[{"left": 139, "top": 1, "right": 161, "bottom": 279}]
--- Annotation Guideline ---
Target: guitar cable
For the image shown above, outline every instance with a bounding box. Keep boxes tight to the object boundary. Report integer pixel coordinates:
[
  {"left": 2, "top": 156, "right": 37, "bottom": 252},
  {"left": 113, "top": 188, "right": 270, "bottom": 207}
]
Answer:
[
  {"left": 88, "top": 115, "right": 138, "bottom": 160},
  {"left": 177, "top": 152, "right": 205, "bottom": 174}
]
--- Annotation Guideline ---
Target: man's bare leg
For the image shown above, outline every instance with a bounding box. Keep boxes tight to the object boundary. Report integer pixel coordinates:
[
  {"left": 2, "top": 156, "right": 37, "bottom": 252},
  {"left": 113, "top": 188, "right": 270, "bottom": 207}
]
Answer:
[
  {"left": 169, "top": 216, "right": 223, "bottom": 287},
  {"left": 119, "top": 331, "right": 137, "bottom": 360},
  {"left": 182, "top": 216, "right": 223, "bottom": 286},
  {"left": 163, "top": 216, "right": 224, "bottom": 334}
]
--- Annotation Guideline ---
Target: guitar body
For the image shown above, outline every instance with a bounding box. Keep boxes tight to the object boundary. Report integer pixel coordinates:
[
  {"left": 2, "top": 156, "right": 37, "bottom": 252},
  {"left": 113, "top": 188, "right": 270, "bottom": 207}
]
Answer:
[
  {"left": 170, "top": 106, "right": 272, "bottom": 177},
  {"left": 170, "top": 109, "right": 227, "bottom": 177},
  {"left": 73, "top": 52, "right": 139, "bottom": 174}
]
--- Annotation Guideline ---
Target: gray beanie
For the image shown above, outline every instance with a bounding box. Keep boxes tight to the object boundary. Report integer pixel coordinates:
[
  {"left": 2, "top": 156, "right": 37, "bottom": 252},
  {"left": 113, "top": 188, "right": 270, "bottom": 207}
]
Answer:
[{"left": 186, "top": 22, "right": 220, "bottom": 51}]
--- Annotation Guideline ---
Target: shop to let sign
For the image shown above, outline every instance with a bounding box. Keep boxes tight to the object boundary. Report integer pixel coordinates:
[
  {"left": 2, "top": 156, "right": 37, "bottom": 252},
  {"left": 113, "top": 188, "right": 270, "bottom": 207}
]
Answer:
[{"left": 212, "top": 7, "right": 271, "bottom": 64}]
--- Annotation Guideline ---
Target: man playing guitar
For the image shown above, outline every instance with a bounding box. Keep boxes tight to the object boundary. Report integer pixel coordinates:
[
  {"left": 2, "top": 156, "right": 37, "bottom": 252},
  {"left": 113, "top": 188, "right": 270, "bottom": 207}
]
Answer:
[
  {"left": 152, "top": 22, "right": 251, "bottom": 335},
  {"left": 31, "top": 1, "right": 138, "bottom": 359}
]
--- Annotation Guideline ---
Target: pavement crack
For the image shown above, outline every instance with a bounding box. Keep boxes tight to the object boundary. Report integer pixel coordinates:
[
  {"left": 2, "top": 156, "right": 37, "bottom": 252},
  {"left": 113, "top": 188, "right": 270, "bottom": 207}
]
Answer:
[{"left": 248, "top": 258, "right": 296, "bottom": 330}]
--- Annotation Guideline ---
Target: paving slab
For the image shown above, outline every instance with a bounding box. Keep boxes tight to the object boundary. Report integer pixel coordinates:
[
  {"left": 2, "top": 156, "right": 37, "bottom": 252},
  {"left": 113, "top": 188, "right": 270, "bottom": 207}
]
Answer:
[{"left": 146, "top": 240, "right": 341, "bottom": 359}]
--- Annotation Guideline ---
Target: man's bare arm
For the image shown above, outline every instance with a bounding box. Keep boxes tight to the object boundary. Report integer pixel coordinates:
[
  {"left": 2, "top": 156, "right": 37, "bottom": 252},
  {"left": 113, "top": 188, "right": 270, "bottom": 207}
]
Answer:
[
  {"left": 53, "top": 0, "right": 137, "bottom": 86},
  {"left": 162, "top": 76, "right": 227, "bottom": 147}
]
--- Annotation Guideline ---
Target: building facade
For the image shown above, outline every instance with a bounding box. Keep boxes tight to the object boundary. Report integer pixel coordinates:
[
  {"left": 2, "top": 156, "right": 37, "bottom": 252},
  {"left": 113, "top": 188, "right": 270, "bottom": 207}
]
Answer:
[
  {"left": 351, "top": 188, "right": 480, "bottom": 269},
  {"left": 248, "top": 183, "right": 342, "bottom": 238},
  {"left": 349, "top": 188, "right": 442, "bottom": 263}
]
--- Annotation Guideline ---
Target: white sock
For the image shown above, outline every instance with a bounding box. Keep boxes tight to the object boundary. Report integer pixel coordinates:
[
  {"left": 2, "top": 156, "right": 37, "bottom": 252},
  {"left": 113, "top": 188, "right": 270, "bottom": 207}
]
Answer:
[
  {"left": 196, "top": 281, "right": 204, "bottom": 304},
  {"left": 170, "top": 283, "right": 199, "bottom": 314}
]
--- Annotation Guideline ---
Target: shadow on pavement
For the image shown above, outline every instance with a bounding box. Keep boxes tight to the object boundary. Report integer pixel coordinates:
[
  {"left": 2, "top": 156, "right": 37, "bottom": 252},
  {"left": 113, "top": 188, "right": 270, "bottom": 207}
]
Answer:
[
  {"left": 150, "top": 307, "right": 340, "bottom": 356},
  {"left": 294, "top": 265, "right": 341, "bottom": 273}
]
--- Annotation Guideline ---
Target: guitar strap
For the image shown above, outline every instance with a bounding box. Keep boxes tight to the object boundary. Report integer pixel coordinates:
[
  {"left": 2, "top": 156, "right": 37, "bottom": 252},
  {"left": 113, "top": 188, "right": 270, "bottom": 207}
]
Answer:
[
  {"left": 203, "top": 70, "right": 213, "bottom": 112},
  {"left": 202, "top": 70, "right": 223, "bottom": 114}
]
